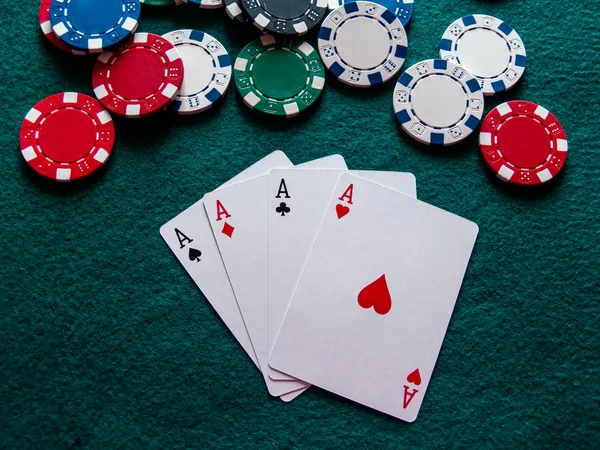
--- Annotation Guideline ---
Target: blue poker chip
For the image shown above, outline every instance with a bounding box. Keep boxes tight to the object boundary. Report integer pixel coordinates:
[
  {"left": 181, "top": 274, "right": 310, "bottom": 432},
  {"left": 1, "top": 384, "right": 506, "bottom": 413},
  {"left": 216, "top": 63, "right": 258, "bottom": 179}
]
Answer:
[
  {"left": 50, "top": 0, "right": 141, "bottom": 53},
  {"left": 393, "top": 59, "right": 485, "bottom": 146},
  {"left": 328, "top": 0, "right": 414, "bottom": 27}
]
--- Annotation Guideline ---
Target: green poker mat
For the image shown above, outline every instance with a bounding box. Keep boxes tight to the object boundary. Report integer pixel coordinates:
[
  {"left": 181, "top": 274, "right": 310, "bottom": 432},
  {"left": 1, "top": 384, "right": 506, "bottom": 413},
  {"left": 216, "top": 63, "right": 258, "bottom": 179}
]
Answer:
[{"left": 1, "top": 0, "right": 598, "bottom": 447}]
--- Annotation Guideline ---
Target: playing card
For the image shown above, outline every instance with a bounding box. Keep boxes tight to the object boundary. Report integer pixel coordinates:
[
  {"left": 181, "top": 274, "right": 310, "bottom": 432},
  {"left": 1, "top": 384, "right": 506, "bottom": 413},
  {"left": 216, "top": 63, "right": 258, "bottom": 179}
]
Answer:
[
  {"left": 267, "top": 169, "right": 417, "bottom": 381},
  {"left": 203, "top": 159, "right": 348, "bottom": 397},
  {"left": 161, "top": 152, "right": 346, "bottom": 401},
  {"left": 269, "top": 173, "right": 479, "bottom": 422},
  {"left": 160, "top": 151, "right": 293, "bottom": 372}
]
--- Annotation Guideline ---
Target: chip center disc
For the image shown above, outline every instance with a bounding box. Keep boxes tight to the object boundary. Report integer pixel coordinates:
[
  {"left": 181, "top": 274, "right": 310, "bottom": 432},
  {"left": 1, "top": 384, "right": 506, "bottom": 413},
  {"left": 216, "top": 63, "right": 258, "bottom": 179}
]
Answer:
[
  {"left": 67, "top": 0, "right": 125, "bottom": 34},
  {"left": 110, "top": 48, "right": 166, "bottom": 100},
  {"left": 262, "top": 0, "right": 309, "bottom": 19},
  {"left": 456, "top": 29, "right": 510, "bottom": 78},
  {"left": 38, "top": 109, "right": 96, "bottom": 162},
  {"left": 335, "top": 17, "right": 390, "bottom": 69},
  {"left": 252, "top": 50, "right": 306, "bottom": 100},
  {"left": 411, "top": 75, "right": 466, "bottom": 128},
  {"left": 497, "top": 116, "right": 551, "bottom": 168},
  {"left": 177, "top": 44, "right": 214, "bottom": 97}
]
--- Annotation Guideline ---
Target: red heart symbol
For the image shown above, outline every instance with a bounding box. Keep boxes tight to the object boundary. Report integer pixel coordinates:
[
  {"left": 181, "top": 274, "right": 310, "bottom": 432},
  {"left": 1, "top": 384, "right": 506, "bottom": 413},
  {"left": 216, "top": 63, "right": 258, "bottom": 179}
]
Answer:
[
  {"left": 406, "top": 369, "right": 421, "bottom": 386},
  {"left": 336, "top": 204, "right": 350, "bottom": 219},
  {"left": 357, "top": 274, "right": 392, "bottom": 315}
]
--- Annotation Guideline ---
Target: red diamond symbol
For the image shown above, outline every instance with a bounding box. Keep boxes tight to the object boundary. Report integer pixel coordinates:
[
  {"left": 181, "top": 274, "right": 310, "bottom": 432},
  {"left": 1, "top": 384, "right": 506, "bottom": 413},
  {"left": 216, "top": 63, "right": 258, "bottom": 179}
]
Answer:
[{"left": 221, "top": 222, "right": 234, "bottom": 238}]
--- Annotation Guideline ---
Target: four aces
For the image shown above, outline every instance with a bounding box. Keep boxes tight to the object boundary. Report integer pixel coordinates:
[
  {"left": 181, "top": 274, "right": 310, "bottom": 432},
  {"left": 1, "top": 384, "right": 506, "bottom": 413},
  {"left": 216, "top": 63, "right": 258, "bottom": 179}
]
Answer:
[{"left": 160, "top": 154, "right": 478, "bottom": 423}]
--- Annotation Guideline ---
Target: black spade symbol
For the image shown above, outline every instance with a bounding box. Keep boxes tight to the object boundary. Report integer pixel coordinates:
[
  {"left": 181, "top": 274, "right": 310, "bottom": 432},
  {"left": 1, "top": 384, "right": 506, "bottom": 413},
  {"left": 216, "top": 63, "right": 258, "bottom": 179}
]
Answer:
[{"left": 188, "top": 248, "right": 202, "bottom": 262}]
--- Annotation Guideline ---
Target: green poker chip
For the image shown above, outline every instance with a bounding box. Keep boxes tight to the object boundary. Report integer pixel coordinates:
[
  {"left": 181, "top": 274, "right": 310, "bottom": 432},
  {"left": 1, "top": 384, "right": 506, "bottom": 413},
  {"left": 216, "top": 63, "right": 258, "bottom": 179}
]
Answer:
[
  {"left": 234, "top": 35, "right": 325, "bottom": 118},
  {"left": 140, "top": 0, "right": 181, "bottom": 6}
]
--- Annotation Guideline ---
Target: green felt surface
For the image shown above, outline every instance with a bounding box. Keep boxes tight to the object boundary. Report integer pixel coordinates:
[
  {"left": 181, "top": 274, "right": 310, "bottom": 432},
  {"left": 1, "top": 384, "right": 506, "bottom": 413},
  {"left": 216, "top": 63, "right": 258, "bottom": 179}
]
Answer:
[{"left": 1, "top": 0, "right": 599, "bottom": 448}]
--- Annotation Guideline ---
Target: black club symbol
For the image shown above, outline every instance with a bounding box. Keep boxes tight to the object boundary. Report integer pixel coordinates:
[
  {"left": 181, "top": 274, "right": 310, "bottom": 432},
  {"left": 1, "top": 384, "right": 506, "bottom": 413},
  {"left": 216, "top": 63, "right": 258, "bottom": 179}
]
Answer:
[{"left": 276, "top": 202, "right": 290, "bottom": 217}]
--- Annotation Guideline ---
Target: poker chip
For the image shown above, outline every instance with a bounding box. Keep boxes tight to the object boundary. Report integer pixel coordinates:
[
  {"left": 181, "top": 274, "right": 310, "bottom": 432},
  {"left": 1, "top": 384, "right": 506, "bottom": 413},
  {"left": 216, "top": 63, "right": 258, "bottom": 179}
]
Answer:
[
  {"left": 19, "top": 92, "right": 115, "bottom": 182},
  {"left": 50, "top": 0, "right": 141, "bottom": 53},
  {"left": 162, "top": 30, "right": 232, "bottom": 115},
  {"left": 141, "top": 0, "right": 183, "bottom": 5},
  {"left": 233, "top": 35, "right": 325, "bottom": 117},
  {"left": 327, "top": 0, "right": 414, "bottom": 27},
  {"left": 439, "top": 14, "right": 527, "bottom": 96},
  {"left": 39, "top": 0, "right": 87, "bottom": 55},
  {"left": 182, "top": 0, "right": 223, "bottom": 9},
  {"left": 92, "top": 32, "right": 185, "bottom": 118},
  {"left": 242, "top": 0, "right": 328, "bottom": 35},
  {"left": 393, "top": 59, "right": 484, "bottom": 146},
  {"left": 318, "top": 1, "right": 408, "bottom": 88},
  {"left": 225, "top": 0, "right": 249, "bottom": 23},
  {"left": 479, "top": 101, "right": 568, "bottom": 186}
]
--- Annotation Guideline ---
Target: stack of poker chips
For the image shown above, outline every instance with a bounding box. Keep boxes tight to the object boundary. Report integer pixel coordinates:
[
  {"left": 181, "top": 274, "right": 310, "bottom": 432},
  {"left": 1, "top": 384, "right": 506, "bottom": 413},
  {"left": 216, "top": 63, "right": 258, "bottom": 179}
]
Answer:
[{"left": 24, "top": 0, "right": 566, "bottom": 188}]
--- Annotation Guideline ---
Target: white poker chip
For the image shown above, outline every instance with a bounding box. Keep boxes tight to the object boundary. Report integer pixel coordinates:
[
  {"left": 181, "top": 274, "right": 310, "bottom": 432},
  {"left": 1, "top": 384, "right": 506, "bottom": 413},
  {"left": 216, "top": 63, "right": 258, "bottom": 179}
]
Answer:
[
  {"left": 393, "top": 59, "right": 485, "bottom": 146},
  {"left": 439, "top": 14, "right": 527, "bottom": 96},
  {"left": 327, "top": 0, "right": 414, "bottom": 27},
  {"left": 162, "top": 29, "right": 232, "bottom": 115},
  {"left": 318, "top": 1, "right": 408, "bottom": 87}
]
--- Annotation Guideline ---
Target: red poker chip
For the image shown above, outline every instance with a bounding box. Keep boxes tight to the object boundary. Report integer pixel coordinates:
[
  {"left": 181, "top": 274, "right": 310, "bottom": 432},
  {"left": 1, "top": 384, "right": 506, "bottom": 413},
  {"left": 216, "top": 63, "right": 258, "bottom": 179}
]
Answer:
[
  {"left": 38, "top": 0, "right": 87, "bottom": 56},
  {"left": 479, "top": 100, "right": 568, "bottom": 186},
  {"left": 92, "top": 32, "right": 185, "bottom": 118},
  {"left": 19, "top": 92, "right": 115, "bottom": 182}
]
